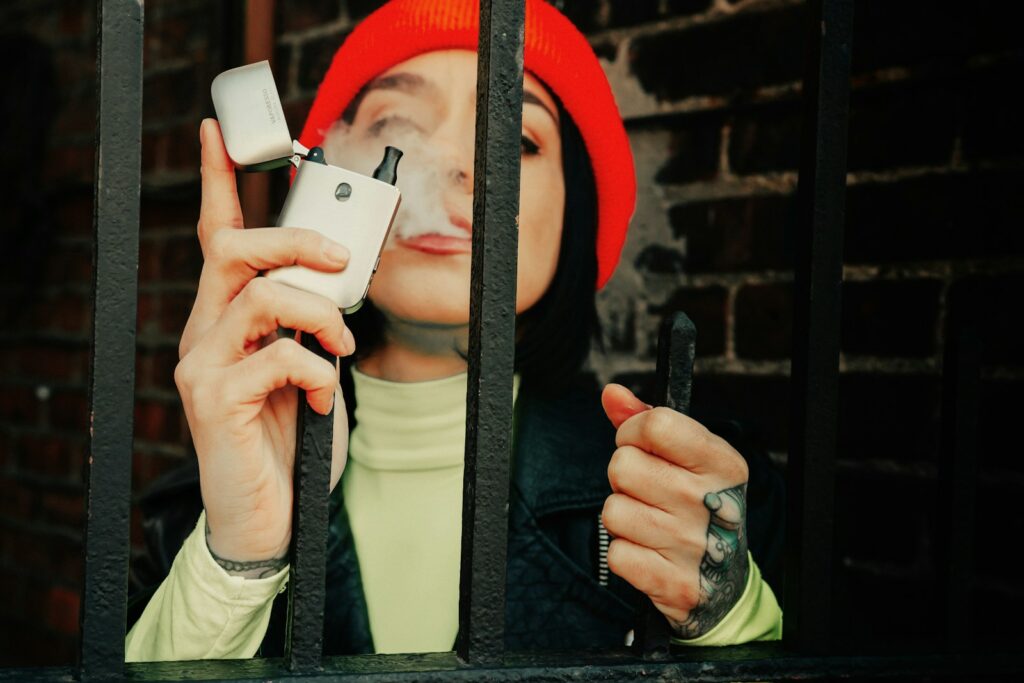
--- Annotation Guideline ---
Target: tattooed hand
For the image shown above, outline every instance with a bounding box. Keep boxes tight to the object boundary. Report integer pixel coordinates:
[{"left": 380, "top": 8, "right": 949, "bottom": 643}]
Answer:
[{"left": 600, "top": 384, "right": 750, "bottom": 639}]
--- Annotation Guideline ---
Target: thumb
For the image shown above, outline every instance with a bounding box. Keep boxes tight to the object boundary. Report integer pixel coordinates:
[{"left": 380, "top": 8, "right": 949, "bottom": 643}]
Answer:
[
  {"left": 198, "top": 118, "right": 244, "bottom": 252},
  {"left": 601, "top": 383, "right": 652, "bottom": 430}
]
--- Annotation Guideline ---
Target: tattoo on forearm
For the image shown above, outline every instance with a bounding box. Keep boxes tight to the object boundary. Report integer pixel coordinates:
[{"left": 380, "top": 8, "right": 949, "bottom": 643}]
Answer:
[
  {"left": 205, "top": 521, "right": 289, "bottom": 579},
  {"left": 670, "top": 484, "right": 748, "bottom": 639}
]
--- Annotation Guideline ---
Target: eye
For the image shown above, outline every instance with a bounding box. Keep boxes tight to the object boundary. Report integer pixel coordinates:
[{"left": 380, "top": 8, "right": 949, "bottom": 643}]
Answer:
[
  {"left": 368, "top": 114, "right": 422, "bottom": 137},
  {"left": 521, "top": 135, "right": 540, "bottom": 156}
]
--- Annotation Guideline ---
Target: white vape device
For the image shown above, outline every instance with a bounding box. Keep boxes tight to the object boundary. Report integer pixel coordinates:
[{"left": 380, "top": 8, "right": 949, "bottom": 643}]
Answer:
[{"left": 211, "top": 61, "right": 402, "bottom": 313}]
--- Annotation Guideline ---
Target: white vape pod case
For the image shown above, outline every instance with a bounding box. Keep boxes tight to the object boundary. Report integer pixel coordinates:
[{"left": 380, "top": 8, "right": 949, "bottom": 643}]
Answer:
[{"left": 211, "top": 61, "right": 402, "bottom": 313}]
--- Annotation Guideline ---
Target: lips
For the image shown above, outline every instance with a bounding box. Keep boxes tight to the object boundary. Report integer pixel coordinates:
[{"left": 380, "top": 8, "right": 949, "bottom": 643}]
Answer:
[{"left": 396, "top": 212, "right": 472, "bottom": 255}]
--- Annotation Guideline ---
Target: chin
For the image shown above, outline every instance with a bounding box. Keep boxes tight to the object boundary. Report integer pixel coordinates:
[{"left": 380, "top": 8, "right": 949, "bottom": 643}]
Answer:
[{"left": 368, "top": 251, "right": 472, "bottom": 324}]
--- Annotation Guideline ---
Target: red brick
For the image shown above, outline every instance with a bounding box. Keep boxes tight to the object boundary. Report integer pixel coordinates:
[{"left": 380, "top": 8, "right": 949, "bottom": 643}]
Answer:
[
  {"left": 48, "top": 390, "right": 90, "bottom": 432},
  {"left": 16, "top": 434, "right": 85, "bottom": 482},
  {"left": 160, "top": 291, "right": 196, "bottom": 335},
  {"left": 40, "top": 491, "right": 85, "bottom": 529},
  {"left": 44, "top": 143, "right": 94, "bottom": 184},
  {"left": 0, "top": 385, "right": 41, "bottom": 425},
  {"left": 649, "top": 286, "right": 728, "bottom": 357},
  {"left": 134, "top": 400, "right": 177, "bottom": 443},
  {"left": 45, "top": 586, "right": 81, "bottom": 636},
  {"left": 0, "top": 476, "right": 34, "bottom": 518}
]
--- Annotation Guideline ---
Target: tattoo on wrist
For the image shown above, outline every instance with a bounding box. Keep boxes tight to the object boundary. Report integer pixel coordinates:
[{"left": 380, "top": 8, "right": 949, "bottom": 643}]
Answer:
[
  {"left": 670, "top": 483, "right": 749, "bottom": 639},
  {"left": 205, "top": 521, "right": 289, "bottom": 579}
]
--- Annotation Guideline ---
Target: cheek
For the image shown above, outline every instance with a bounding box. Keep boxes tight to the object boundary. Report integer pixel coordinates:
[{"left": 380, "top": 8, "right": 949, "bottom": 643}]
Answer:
[{"left": 515, "top": 164, "right": 565, "bottom": 312}]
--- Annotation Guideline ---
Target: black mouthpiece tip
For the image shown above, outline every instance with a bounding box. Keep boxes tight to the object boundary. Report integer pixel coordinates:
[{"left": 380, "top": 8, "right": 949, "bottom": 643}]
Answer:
[{"left": 373, "top": 146, "right": 403, "bottom": 185}]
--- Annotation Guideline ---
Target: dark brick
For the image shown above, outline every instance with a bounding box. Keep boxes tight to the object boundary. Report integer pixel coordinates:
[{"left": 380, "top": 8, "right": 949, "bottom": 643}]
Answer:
[
  {"left": 844, "top": 170, "right": 1024, "bottom": 264},
  {"left": 649, "top": 286, "right": 727, "bottom": 357},
  {"left": 48, "top": 390, "right": 89, "bottom": 432},
  {"left": 277, "top": 0, "right": 343, "bottom": 34},
  {"left": 634, "top": 245, "right": 686, "bottom": 275},
  {"left": 690, "top": 374, "right": 790, "bottom": 452},
  {"left": 851, "top": 1, "right": 962, "bottom": 77},
  {"left": 144, "top": 8, "right": 210, "bottom": 65},
  {"left": 40, "top": 491, "right": 84, "bottom": 529},
  {"left": 345, "top": 0, "right": 388, "bottom": 22},
  {"left": 962, "top": 61, "right": 1024, "bottom": 163},
  {"left": 832, "top": 565, "right": 940, "bottom": 650},
  {"left": 160, "top": 291, "right": 196, "bottom": 336},
  {"left": 140, "top": 183, "right": 201, "bottom": 231},
  {"left": 835, "top": 469, "right": 935, "bottom": 567},
  {"left": 652, "top": 114, "right": 722, "bottom": 183},
  {"left": 954, "top": 272, "right": 1024, "bottom": 364},
  {"left": 297, "top": 31, "right": 349, "bottom": 92},
  {"left": 841, "top": 279, "right": 942, "bottom": 357},
  {"left": 973, "top": 584, "right": 1024, "bottom": 647},
  {"left": 630, "top": 5, "right": 804, "bottom": 101},
  {"left": 161, "top": 234, "right": 204, "bottom": 283},
  {"left": 729, "top": 103, "right": 800, "bottom": 175},
  {"left": 837, "top": 373, "right": 941, "bottom": 463},
  {"left": 134, "top": 400, "right": 181, "bottom": 444},
  {"left": 847, "top": 82, "right": 957, "bottom": 171},
  {"left": 14, "top": 435, "right": 85, "bottom": 482},
  {"left": 601, "top": 306, "right": 636, "bottom": 353},
  {"left": 142, "top": 66, "right": 201, "bottom": 125},
  {"left": 734, "top": 283, "right": 792, "bottom": 360},
  {"left": 669, "top": 195, "right": 796, "bottom": 273},
  {"left": 978, "top": 380, "right": 1024, "bottom": 474},
  {"left": 972, "top": 481, "right": 1024, "bottom": 586}
]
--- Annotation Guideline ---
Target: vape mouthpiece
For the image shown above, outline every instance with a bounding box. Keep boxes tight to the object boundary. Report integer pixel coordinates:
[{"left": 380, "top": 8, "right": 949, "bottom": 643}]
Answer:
[{"left": 372, "top": 146, "right": 403, "bottom": 186}]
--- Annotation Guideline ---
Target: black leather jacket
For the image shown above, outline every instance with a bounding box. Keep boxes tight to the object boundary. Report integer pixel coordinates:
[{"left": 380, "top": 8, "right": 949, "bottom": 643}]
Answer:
[{"left": 128, "top": 374, "right": 784, "bottom": 654}]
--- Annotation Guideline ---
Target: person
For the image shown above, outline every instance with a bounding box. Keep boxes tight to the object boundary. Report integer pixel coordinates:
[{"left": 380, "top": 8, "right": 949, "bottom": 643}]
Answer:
[{"left": 124, "top": 0, "right": 783, "bottom": 661}]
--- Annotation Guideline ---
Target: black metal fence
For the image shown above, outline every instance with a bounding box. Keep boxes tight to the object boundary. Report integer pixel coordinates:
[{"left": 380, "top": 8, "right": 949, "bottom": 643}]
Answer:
[{"left": 0, "top": 0, "right": 1020, "bottom": 680}]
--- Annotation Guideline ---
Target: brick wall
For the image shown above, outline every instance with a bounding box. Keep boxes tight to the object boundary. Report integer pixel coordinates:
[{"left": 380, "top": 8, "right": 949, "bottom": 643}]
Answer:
[{"left": 1, "top": 0, "right": 1021, "bottom": 666}]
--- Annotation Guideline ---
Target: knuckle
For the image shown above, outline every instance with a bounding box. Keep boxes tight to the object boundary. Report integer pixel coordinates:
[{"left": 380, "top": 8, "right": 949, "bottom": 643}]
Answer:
[
  {"left": 269, "top": 336, "right": 300, "bottom": 362},
  {"left": 642, "top": 407, "right": 678, "bottom": 444},
  {"left": 173, "top": 358, "right": 195, "bottom": 392},
  {"left": 242, "top": 276, "right": 275, "bottom": 308}
]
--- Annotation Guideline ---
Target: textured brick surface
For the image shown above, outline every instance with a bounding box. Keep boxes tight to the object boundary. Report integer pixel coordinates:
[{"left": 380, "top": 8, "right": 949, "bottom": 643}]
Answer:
[{"left": 2, "top": 0, "right": 1023, "bottom": 666}]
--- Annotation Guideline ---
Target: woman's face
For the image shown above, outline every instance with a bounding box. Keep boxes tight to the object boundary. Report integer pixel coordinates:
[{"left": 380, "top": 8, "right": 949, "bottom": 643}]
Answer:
[{"left": 322, "top": 49, "right": 565, "bottom": 325}]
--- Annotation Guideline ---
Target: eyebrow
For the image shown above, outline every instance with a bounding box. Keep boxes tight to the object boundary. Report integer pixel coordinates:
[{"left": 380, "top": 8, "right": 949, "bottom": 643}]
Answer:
[
  {"left": 523, "top": 90, "right": 559, "bottom": 127},
  {"left": 352, "top": 72, "right": 558, "bottom": 126}
]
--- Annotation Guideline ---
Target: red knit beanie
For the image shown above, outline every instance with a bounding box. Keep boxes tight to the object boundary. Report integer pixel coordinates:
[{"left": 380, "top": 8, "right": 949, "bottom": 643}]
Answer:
[{"left": 298, "top": 0, "right": 635, "bottom": 289}]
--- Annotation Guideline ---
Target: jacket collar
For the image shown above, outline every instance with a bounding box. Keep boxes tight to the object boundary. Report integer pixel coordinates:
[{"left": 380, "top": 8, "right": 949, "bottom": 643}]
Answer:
[{"left": 512, "top": 378, "right": 616, "bottom": 519}]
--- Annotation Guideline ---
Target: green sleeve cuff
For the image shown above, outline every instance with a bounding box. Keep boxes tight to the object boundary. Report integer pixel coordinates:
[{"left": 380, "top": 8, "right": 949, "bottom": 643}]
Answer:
[{"left": 669, "top": 552, "right": 783, "bottom": 647}]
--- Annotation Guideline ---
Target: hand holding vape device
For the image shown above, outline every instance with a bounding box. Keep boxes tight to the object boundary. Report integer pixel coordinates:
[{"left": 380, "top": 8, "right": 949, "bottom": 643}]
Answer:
[{"left": 211, "top": 61, "right": 402, "bottom": 313}]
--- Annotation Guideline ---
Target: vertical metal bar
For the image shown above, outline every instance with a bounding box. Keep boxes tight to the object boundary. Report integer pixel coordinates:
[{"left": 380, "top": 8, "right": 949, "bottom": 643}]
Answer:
[
  {"left": 938, "top": 285, "right": 979, "bottom": 650},
  {"left": 635, "top": 313, "right": 697, "bottom": 659},
  {"left": 240, "top": 0, "right": 275, "bottom": 229},
  {"left": 456, "top": 0, "right": 526, "bottom": 666},
  {"left": 79, "top": 0, "right": 143, "bottom": 678},
  {"left": 784, "top": 0, "right": 853, "bottom": 655},
  {"left": 285, "top": 336, "right": 334, "bottom": 671}
]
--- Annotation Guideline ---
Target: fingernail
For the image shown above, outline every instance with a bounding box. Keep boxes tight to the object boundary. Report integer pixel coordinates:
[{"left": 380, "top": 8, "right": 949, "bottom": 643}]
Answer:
[{"left": 323, "top": 240, "right": 349, "bottom": 265}]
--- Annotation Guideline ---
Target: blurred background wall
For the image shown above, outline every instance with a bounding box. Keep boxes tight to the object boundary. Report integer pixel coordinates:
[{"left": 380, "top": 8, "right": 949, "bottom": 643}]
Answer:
[{"left": 0, "top": 0, "right": 1021, "bottom": 666}]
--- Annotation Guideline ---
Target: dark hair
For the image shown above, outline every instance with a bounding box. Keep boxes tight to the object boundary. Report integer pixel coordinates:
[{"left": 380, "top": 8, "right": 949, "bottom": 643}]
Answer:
[{"left": 343, "top": 98, "right": 600, "bottom": 394}]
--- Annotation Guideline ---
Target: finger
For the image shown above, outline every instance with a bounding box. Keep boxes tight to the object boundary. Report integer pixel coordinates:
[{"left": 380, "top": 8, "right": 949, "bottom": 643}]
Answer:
[
  {"left": 202, "top": 278, "right": 354, "bottom": 362},
  {"left": 607, "top": 444, "right": 697, "bottom": 513},
  {"left": 198, "top": 119, "right": 244, "bottom": 251},
  {"left": 182, "top": 228, "right": 351, "bottom": 355},
  {"left": 606, "top": 537, "right": 698, "bottom": 617},
  {"left": 601, "top": 383, "right": 651, "bottom": 429},
  {"left": 615, "top": 407, "right": 731, "bottom": 474},
  {"left": 227, "top": 337, "right": 339, "bottom": 415},
  {"left": 601, "top": 493, "right": 705, "bottom": 565}
]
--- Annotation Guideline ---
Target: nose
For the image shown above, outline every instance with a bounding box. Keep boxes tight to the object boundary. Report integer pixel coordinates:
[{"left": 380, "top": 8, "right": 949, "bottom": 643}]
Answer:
[{"left": 432, "top": 114, "right": 475, "bottom": 194}]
